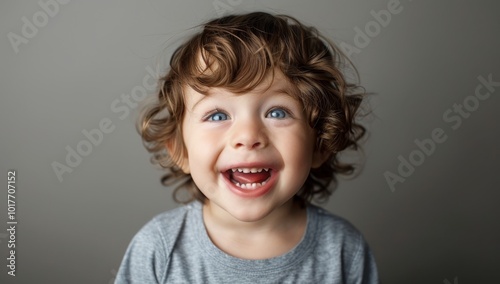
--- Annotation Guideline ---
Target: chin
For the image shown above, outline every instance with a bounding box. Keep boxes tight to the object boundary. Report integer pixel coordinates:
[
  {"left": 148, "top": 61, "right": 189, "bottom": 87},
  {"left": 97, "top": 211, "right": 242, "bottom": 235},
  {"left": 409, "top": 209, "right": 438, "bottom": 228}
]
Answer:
[{"left": 225, "top": 204, "right": 274, "bottom": 223}]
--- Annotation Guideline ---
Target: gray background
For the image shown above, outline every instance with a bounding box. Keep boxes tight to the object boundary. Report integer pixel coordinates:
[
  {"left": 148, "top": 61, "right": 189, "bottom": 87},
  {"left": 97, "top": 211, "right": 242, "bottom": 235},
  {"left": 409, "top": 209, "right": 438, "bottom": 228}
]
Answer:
[{"left": 1, "top": 0, "right": 499, "bottom": 283}]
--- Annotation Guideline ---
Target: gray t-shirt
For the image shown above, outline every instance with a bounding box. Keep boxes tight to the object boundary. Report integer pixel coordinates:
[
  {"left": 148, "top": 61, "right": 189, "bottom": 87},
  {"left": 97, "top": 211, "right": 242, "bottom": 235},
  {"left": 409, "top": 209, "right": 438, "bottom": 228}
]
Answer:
[{"left": 116, "top": 201, "right": 378, "bottom": 283}]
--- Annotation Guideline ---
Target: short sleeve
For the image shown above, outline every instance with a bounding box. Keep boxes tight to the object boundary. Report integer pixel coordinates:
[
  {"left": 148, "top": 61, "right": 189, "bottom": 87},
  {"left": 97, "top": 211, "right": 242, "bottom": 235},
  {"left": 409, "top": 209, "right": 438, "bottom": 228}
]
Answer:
[
  {"left": 347, "top": 236, "right": 379, "bottom": 284},
  {"left": 115, "top": 219, "right": 168, "bottom": 284}
]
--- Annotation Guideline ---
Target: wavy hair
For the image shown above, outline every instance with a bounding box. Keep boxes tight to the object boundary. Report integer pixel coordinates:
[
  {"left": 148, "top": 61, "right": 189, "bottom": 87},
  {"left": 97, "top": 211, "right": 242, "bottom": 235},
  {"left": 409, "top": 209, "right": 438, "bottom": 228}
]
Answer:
[{"left": 139, "top": 12, "right": 366, "bottom": 204}]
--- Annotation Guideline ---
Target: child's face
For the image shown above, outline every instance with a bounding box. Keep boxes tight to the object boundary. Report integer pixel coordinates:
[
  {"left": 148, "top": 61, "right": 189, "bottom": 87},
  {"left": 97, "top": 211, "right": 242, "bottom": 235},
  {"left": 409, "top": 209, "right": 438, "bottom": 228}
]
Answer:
[{"left": 179, "top": 71, "right": 324, "bottom": 222}]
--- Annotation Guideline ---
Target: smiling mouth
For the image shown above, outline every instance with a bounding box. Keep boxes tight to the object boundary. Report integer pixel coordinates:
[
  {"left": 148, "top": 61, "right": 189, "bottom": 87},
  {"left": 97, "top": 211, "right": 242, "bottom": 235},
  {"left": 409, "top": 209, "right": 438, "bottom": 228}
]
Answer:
[{"left": 226, "top": 168, "right": 272, "bottom": 189}]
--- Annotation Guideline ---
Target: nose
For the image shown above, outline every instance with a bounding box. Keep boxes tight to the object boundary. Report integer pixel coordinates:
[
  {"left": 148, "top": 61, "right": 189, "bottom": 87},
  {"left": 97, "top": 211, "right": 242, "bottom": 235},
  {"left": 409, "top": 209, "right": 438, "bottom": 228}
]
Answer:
[{"left": 230, "top": 117, "right": 268, "bottom": 150}]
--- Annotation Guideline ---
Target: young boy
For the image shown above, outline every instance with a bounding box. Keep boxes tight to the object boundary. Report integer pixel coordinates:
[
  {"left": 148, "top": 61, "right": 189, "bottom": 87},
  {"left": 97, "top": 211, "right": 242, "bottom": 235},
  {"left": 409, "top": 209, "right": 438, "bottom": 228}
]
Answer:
[{"left": 116, "top": 12, "right": 378, "bottom": 283}]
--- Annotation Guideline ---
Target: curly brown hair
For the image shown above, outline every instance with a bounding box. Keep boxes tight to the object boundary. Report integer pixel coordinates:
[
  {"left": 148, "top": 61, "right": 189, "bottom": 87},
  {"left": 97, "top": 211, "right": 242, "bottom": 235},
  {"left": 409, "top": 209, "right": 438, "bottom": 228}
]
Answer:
[{"left": 139, "top": 12, "right": 366, "bottom": 204}]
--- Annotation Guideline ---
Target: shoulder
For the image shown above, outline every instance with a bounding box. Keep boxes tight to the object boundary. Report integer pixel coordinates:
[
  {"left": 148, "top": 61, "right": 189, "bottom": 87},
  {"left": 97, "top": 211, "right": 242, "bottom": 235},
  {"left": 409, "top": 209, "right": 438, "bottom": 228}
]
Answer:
[
  {"left": 115, "top": 202, "right": 201, "bottom": 283},
  {"left": 308, "top": 204, "right": 379, "bottom": 282},
  {"left": 309, "top": 204, "right": 364, "bottom": 243},
  {"left": 147, "top": 204, "right": 193, "bottom": 239},
  {"left": 134, "top": 202, "right": 200, "bottom": 253},
  {"left": 131, "top": 204, "right": 186, "bottom": 239}
]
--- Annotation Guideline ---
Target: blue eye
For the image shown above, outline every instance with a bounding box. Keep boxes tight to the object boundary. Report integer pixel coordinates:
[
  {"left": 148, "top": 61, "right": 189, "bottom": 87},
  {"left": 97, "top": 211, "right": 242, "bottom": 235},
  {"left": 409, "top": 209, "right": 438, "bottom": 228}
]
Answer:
[
  {"left": 267, "top": 108, "right": 288, "bottom": 119},
  {"left": 208, "top": 111, "right": 229, "bottom": 121}
]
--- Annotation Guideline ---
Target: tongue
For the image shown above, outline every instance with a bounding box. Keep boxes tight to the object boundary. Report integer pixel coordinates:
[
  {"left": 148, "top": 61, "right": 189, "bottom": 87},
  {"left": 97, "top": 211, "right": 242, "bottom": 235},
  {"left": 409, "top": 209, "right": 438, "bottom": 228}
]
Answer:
[{"left": 231, "top": 171, "right": 270, "bottom": 184}]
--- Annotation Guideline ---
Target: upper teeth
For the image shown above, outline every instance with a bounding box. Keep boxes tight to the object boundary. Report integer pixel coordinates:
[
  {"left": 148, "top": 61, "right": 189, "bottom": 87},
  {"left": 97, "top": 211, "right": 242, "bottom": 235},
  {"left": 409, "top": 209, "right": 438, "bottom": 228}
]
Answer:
[{"left": 231, "top": 168, "right": 269, "bottom": 173}]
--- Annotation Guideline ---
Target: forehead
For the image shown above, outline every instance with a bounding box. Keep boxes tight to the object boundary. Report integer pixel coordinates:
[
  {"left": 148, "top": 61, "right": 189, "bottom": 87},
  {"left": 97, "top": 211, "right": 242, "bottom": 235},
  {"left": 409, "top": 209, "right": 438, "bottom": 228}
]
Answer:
[{"left": 183, "top": 69, "right": 297, "bottom": 106}]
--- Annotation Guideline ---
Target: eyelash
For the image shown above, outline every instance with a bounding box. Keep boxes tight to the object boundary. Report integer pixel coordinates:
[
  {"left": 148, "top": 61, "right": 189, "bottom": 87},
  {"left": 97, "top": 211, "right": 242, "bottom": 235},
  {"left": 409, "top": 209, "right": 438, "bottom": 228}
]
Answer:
[
  {"left": 203, "top": 109, "right": 230, "bottom": 122},
  {"left": 266, "top": 106, "right": 293, "bottom": 119}
]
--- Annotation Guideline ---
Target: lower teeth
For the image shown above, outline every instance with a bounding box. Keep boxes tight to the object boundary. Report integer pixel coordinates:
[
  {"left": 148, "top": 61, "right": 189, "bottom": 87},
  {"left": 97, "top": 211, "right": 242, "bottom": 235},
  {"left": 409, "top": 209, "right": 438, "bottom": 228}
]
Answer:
[{"left": 234, "top": 181, "right": 266, "bottom": 189}]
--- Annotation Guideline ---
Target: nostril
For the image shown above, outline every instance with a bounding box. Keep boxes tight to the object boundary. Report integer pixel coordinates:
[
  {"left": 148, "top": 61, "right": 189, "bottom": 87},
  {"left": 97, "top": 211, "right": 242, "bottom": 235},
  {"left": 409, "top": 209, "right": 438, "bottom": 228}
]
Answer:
[
  {"left": 234, "top": 141, "right": 261, "bottom": 149},
  {"left": 231, "top": 127, "right": 267, "bottom": 149}
]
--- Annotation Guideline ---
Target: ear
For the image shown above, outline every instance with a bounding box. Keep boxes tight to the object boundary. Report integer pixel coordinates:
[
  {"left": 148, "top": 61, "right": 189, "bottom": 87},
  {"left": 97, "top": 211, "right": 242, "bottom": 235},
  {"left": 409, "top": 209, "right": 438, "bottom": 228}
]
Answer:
[
  {"left": 166, "top": 140, "right": 190, "bottom": 174},
  {"left": 311, "top": 133, "right": 330, "bottom": 168},
  {"left": 311, "top": 149, "right": 330, "bottom": 169}
]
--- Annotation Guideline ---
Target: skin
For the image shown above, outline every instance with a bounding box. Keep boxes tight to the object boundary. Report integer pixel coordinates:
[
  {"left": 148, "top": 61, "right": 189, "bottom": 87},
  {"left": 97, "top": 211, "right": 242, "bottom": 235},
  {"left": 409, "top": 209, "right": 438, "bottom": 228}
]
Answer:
[{"left": 174, "top": 71, "right": 327, "bottom": 259}]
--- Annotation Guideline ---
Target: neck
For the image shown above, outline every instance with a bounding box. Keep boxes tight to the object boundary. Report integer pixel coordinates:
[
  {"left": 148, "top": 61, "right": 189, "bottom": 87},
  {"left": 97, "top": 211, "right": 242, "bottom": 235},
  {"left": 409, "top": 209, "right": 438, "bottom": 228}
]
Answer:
[
  {"left": 205, "top": 199, "right": 301, "bottom": 232},
  {"left": 202, "top": 199, "right": 307, "bottom": 259}
]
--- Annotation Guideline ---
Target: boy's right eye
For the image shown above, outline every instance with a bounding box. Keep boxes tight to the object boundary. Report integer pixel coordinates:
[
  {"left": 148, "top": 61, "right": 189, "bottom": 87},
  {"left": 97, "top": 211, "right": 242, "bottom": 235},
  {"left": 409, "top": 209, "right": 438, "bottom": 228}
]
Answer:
[{"left": 206, "top": 111, "right": 229, "bottom": 121}]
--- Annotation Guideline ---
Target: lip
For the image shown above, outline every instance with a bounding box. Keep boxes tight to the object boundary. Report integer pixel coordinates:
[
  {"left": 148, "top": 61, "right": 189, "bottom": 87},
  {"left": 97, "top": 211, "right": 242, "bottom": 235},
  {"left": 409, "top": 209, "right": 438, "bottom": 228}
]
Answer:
[{"left": 220, "top": 162, "right": 278, "bottom": 198}]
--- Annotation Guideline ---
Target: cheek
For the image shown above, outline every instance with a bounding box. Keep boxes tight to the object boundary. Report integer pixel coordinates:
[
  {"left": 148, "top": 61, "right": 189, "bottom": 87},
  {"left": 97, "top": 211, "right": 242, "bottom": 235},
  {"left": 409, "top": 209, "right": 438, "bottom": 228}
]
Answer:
[
  {"left": 185, "top": 130, "right": 221, "bottom": 161},
  {"left": 277, "top": 128, "right": 316, "bottom": 174},
  {"left": 183, "top": 129, "right": 221, "bottom": 179}
]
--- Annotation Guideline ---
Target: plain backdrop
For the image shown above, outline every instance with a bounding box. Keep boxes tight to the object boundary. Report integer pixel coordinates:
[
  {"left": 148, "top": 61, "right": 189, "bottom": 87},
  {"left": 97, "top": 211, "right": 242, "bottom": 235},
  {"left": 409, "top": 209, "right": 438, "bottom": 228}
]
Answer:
[{"left": 1, "top": 0, "right": 499, "bottom": 283}]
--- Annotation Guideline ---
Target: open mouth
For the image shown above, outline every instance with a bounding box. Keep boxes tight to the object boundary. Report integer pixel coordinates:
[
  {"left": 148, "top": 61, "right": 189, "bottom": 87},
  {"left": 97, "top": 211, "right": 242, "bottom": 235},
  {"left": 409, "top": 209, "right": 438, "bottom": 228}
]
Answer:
[{"left": 225, "top": 167, "right": 272, "bottom": 190}]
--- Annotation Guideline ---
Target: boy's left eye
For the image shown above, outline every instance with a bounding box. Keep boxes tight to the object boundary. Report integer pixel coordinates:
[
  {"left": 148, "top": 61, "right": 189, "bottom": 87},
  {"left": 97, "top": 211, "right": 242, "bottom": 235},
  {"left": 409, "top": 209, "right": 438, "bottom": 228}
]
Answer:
[{"left": 266, "top": 108, "right": 288, "bottom": 119}]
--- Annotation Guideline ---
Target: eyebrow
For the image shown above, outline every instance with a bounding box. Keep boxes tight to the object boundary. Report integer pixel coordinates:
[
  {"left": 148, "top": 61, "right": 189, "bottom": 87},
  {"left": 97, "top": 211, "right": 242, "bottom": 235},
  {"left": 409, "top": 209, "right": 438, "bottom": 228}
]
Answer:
[
  {"left": 272, "top": 87, "right": 294, "bottom": 97},
  {"left": 191, "top": 94, "right": 209, "bottom": 112}
]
